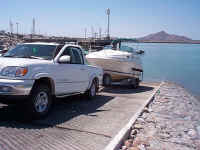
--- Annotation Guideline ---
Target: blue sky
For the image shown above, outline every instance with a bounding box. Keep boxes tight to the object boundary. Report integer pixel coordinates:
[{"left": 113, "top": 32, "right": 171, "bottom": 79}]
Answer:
[{"left": 1, "top": 0, "right": 200, "bottom": 39}]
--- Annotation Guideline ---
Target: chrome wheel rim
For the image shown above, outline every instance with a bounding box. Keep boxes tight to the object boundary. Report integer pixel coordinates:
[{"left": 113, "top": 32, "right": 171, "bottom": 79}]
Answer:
[
  {"left": 91, "top": 83, "right": 96, "bottom": 97},
  {"left": 34, "top": 91, "right": 48, "bottom": 113}
]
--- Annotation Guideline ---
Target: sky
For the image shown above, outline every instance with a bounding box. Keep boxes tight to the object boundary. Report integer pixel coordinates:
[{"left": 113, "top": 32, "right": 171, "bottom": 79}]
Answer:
[{"left": 1, "top": 0, "right": 200, "bottom": 39}]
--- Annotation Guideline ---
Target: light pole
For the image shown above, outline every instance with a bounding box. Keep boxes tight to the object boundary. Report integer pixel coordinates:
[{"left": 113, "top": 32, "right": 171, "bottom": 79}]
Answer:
[{"left": 106, "top": 8, "right": 110, "bottom": 39}]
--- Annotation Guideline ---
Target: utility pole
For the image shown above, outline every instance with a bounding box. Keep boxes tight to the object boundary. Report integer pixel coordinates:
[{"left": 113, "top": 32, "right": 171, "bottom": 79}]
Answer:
[
  {"left": 32, "top": 18, "right": 35, "bottom": 35},
  {"left": 9, "top": 20, "right": 13, "bottom": 34},
  {"left": 99, "top": 27, "right": 102, "bottom": 39},
  {"left": 94, "top": 32, "right": 98, "bottom": 39},
  {"left": 106, "top": 8, "right": 110, "bottom": 39},
  {"left": 9, "top": 19, "right": 13, "bottom": 40},
  {"left": 16, "top": 22, "right": 19, "bottom": 38},
  {"left": 84, "top": 28, "right": 87, "bottom": 40},
  {"left": 91, "top": 26, "right": 94, "bottom": 39}
]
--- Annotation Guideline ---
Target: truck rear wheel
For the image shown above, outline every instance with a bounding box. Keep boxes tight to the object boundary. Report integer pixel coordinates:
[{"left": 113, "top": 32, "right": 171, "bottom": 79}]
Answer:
[
  {"left": 85, "top": 79, "right": 98, "bottom": 100},
  {"left": 27, "top": 84, "right": 52, "bottom": 119}
]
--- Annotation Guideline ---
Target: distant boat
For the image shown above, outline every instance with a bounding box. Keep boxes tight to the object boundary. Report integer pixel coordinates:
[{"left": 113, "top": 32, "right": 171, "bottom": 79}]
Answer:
[
  {"left": 86, "top": 38, "right": 143, "bottom": 87},
  {"left": 136, "top": 49, "right": 145, "bottom": 54}
]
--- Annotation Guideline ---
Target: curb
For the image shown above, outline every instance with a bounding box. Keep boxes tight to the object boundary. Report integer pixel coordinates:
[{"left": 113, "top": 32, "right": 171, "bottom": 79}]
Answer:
[{"left": 104, "top": 82, "right": 164, "bottom": 150}]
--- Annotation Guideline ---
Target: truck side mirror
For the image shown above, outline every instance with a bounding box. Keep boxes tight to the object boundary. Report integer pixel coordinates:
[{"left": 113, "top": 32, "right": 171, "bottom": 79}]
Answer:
[{"left": 58, "top": 55, "right": 71, "bottom": 63}]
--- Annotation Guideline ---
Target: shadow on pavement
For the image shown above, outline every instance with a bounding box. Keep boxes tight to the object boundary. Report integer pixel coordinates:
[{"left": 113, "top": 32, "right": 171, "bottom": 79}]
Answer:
[
  {"left": 101, "top": 85, "right": 154, "bottom": 94},
  {"left": 0, "top": 85, "right": 154, "bottom": 129},
  {"left": 0, "top": 94, "right": 113, "bottom": 129}
]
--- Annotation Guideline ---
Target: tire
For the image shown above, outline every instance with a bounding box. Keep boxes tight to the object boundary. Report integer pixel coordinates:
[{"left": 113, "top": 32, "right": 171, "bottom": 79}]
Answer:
[
  {"left": 27, "top": 84, "right": 52, "bottom": 119},
  {"left": 103, "top": 74, "right": 112, "bottom": 87},
  {"left": 131, "top": 78, "right": 140, "bottom": 89},
  {"left": 85, "top": 79, "right": 98, "bottom": 100}
]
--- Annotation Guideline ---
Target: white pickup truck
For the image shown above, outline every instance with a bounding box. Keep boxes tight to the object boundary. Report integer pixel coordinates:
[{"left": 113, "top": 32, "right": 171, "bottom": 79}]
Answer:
[{"left": 0, "top": 42, "right": 103, "bottom": 119}]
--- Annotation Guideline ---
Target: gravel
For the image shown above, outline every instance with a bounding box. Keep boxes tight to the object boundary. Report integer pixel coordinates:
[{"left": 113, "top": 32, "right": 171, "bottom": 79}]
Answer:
[{"left": 120, "top": 82, "right": 200, "bottom": 150}]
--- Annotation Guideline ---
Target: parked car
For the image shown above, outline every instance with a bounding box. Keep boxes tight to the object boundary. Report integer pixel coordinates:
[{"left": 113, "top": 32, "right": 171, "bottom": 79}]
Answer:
[
  {"left": 0, "top": 42, "right": 103, "bottom": 119},
  {"left": 0, "top": 50, "right": 8, "bottom": 55},
  {"left": 0, "top": 45, "right": 8, "bottom": 56}
]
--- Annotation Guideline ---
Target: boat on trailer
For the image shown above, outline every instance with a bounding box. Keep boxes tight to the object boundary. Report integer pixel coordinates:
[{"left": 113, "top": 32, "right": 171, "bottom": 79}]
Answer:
[{"left": 86, "top": 38, "right": 143, "bottom": 87}]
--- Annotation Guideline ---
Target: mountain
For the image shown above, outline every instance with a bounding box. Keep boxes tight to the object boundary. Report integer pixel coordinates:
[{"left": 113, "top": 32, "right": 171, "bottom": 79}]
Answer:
[{"left": 138, "top": 31, "right": 193, "bottom": 43}]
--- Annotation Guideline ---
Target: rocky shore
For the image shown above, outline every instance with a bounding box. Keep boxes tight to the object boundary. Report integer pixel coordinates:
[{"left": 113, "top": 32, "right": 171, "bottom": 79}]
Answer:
[{"left": 120, "top": 82, "right": 200, "bottom": 150}]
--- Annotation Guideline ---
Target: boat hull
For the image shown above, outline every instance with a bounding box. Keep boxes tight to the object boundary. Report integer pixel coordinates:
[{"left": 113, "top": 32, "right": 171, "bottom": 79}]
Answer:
[{"left": 87, "top": 57, "right": 142, "bottom": 81}]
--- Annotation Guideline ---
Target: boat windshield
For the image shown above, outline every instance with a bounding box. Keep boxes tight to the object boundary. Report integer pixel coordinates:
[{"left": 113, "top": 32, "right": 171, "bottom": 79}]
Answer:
[
  {"left": 120, "top": 45, "right": 134, "bottom": 53},
  {"left": 118, "top": 42, "right": 139, "bottom": 54}
]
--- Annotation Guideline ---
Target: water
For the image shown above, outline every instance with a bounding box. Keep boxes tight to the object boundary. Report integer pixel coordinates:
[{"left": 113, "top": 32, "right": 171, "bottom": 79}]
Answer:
[{"left": 133, "top": 43, "right": 200, "bottom": 97}]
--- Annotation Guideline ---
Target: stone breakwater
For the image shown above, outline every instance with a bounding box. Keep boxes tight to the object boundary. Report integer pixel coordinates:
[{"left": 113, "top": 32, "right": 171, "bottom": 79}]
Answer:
[{"left": 120, "top": 82, "right": 200, "bottom": 150}]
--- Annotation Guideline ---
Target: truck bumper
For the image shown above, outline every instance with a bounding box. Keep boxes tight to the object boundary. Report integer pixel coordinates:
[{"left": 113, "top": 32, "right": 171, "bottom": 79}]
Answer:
[{"left": 0, "top": 79, "right": 34, "bottom": 96}]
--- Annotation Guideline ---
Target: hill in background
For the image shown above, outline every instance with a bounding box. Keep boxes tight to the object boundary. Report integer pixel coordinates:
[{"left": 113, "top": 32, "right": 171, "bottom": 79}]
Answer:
[{"left": 137, "top": 31, "right": 200, "bottom": 43}]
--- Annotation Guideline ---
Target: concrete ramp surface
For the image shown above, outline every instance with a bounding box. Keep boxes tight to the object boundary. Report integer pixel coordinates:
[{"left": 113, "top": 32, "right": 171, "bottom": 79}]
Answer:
[{"left": 0, "top": 82, "right": 159, "bottom": 150}]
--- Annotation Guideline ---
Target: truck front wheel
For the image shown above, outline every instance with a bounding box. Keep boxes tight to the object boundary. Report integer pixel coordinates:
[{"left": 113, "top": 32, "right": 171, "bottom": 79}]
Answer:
[{"left": 27, "top": 84, "right": 52, "bottom": 119}]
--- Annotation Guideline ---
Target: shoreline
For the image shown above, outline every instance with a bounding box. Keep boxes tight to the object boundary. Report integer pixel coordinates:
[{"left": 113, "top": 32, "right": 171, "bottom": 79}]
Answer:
[
  {"left": 143, "top": 80, "right": 200, "bottom": 102},
  {"left": 120, "top": 82, "right": 200, "bottom": 150},
  {"left": 161, "top": 81, "right": 200, "bottom": 101},
  {"left": 139, "top": 41, "right": 200, "bottom": 44}
]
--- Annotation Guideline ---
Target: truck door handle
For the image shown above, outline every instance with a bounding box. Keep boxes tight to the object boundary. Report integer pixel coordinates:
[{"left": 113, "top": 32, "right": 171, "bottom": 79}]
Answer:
[{"left": 81, "top": 68, "right": 85, "bottom": 70}]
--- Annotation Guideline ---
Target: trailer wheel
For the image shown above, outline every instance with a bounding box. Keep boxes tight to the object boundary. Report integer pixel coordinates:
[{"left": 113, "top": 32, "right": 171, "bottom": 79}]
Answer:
[
  {"left": 103, "top": 74, "right": 112, "bottom": 87},
  {"left": 131, "top": 78, "right": 140, "bottom": 89}
]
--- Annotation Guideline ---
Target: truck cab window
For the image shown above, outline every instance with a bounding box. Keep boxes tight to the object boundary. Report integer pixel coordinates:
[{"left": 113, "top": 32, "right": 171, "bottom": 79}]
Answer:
[
  {"left": 61, "top": 47, "right": 75, "bottom": 63},
  {"left": 71, "top": 47, "right": 83, "bottom": 64}
]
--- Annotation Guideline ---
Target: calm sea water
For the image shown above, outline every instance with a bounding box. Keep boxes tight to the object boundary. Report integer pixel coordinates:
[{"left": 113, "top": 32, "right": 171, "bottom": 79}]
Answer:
[{"left": 132, "top": 43, "right": 200, "bottom": 97}]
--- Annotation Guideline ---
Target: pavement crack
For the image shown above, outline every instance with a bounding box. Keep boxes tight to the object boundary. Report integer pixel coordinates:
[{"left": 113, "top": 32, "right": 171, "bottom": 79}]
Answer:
[
  {"left": 25, "top": 122, "right": 112, "bottom": 139},
  {"left": 55, "top": 125, "right": 112, "bottom": 138}
]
